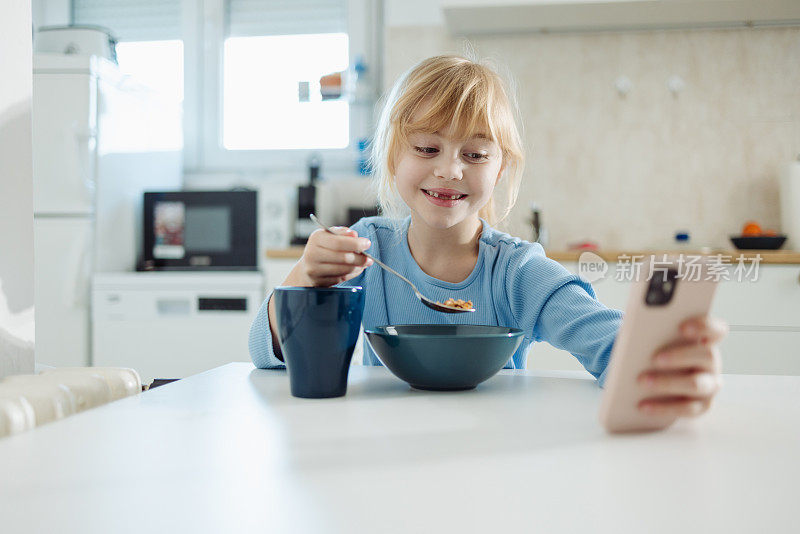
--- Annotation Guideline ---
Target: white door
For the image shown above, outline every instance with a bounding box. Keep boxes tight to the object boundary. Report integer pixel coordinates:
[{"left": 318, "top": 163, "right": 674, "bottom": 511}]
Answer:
[
  {"left": 31, "top": 69, "right": 96, "bottom": 215},
  {"left": 34, "top": 217, "right": 93, "bottom": 367}
]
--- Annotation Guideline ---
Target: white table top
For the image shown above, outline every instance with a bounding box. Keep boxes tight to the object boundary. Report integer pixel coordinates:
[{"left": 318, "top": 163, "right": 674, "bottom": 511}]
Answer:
[{"left": 1, "top": 363, "right": 799, "bottom": 533}]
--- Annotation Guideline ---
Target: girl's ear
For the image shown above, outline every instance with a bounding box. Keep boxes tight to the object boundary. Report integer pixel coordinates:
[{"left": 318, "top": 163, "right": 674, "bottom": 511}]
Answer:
[{"left": 495, "top": 163, "right": 505, "bottom": 185}]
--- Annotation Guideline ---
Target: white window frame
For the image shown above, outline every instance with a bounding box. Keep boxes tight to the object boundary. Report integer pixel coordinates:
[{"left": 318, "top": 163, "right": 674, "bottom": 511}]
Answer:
[{"left": 182, "top": 0, "right": 378, "bottom": 174}]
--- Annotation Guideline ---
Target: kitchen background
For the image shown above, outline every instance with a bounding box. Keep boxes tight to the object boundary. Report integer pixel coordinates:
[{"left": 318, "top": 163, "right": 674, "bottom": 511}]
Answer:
[
  {"left": 30, "top": 0, "right": 800, "bottom": 251},
  {"left": 384, "top": 16, "right": 800, "bottom": 249},
  {"left": 3, "top": 0, "right": 800, "bottom": 382}
]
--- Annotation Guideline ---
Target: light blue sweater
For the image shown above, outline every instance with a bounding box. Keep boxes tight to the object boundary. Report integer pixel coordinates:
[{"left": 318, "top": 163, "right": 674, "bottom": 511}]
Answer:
[{"left": 249, "top": 216, "right": 623, "bottom": 385}]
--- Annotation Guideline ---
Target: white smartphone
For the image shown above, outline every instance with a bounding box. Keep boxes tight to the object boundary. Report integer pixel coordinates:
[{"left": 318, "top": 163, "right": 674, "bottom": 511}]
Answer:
[{"left": 598, "top": 255, "right": 719, "bottom": 433}]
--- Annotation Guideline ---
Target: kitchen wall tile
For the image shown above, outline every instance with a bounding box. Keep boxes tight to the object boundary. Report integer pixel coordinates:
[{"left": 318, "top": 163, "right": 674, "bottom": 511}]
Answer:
[{"left": 382, "top": 26, "right": 800, "bottom": 249}]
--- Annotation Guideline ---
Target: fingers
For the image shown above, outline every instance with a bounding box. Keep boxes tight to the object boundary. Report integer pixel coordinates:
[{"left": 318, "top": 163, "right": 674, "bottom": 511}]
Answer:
[
  {"left": 309, "top": 228, "right": 372, "bottom": 254},
  {"left": 678, "top": 315, "right": 729, "bottom": 345},
  {"left": 652, "top": 344, "right": 721, "bottom": 374},
  {"left": 312, "top": 247, "right": 373, "bottom": 268},
  {"left": 638, "top": 369, "right": 721, "bottom": 397},
  {"left": 304, "top": 260, "right": 369, "bottom": 280},
  {"left": 653, "top": 315, "right": 727, "bottom": 359},
  {"left": 310, "top": 263, "right": 368, "bottom": 287},
  {"left": 302, "top": 227, "right": 373, "bottom": 286},
  {"left": 638, "top": 396, "right": 712, "bottom": 418},
  {"left": 635, "top": 315, "right": 728, "bottom": 421}
]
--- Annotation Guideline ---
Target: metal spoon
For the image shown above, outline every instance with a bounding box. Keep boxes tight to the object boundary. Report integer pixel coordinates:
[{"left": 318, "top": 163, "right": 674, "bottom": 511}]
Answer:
[{"left": 309, "top": 214, "right": 475, "bottom": 314}]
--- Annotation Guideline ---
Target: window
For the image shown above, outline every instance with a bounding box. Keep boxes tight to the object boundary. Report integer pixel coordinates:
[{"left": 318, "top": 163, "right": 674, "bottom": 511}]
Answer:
[
  {"left": 223, "top": 33, "right": 349, "bottom": 150},
  {"left": 116, "top": 40, "right": 184, "bottom": 104},
  {"left": 72, "top": 0, "right": 183, "bottom": 43},
  {"left": 72, "top": 1, "right": 184, "bottom": 152},
  {"left": 72, "top": 1, "right": 184, "bottom": 102},
  {"left": 221, "top": 0, "right": 351, "bottom": 154},
  {"left": 72, "top": 0, "right": 379, "bottom": 172}
]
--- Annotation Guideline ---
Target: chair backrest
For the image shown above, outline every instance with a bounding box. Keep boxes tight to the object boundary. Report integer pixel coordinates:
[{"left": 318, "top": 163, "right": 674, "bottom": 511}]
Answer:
[{"left": 0, "top": 278, "right": 35, "bottom": 380}]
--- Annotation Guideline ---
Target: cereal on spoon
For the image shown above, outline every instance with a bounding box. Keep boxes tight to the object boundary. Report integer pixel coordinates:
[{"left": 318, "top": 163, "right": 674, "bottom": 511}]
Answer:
[{"left": 436, "top": 298, "right": 474, "bottom": 311}]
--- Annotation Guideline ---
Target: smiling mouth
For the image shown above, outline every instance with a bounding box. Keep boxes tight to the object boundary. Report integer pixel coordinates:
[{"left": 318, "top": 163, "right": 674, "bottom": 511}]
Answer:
[{"left": 422, "top": 189, "right": 467, "bottom": 200}]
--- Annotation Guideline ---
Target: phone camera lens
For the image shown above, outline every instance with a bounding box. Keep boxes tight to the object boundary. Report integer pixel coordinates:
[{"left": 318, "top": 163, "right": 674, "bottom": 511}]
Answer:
[{"left": 645, "top": 268, "right": 679, "bottom": 306}]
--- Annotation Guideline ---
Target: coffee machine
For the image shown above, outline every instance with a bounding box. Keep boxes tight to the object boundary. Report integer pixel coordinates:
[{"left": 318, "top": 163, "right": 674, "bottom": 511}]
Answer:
[{"left": 291, "top": 155, "right": 321, "bottom": 245}]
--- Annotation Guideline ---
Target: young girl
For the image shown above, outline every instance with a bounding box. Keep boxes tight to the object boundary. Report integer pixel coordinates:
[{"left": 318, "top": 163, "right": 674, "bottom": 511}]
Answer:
[{"left": 250, "top": 55, "right": 727, "bottom": 418}]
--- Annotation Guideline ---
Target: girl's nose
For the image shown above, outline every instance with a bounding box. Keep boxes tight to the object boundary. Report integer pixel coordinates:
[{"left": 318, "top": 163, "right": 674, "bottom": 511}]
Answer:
[{"left": 434, "top": 160, "right": 463, "bottom": 181}]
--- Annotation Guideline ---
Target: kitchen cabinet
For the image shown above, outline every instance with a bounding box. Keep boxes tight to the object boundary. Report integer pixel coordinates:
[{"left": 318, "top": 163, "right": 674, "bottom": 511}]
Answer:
[
  {"left": 442, "top": 0, "right": 800, "bottom": 35},
  {"left": 92, "top": 272, "right": 264, "bottom": 383},
  {"left": 532, "top": 263, "right": 800, "bottom": 375}
]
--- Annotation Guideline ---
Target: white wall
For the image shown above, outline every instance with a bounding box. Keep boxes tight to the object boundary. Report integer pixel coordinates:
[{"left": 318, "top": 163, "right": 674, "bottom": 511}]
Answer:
[
  {"left": 0, "top": 0, "right": 35, "bottom": 313},
  {"left": 385, "top": 0, "right": 443, "bottom": 27},
  {"left": 31, "top": 0, "right": 71, "bottom": 31}
]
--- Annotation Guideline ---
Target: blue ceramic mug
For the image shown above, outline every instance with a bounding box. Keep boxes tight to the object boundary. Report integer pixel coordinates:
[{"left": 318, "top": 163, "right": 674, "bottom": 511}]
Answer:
[{"left": 273, "top": 286, "right": 365, "bottom": 398}]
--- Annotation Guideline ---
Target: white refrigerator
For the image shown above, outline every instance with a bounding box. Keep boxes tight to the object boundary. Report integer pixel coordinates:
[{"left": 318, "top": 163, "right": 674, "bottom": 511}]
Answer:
[{"left": 32, "top": 53, "right": 183, "bottom": 367}]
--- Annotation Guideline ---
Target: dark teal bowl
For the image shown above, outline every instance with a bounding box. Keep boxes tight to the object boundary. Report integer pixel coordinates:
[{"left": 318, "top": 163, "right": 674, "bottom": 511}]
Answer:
[{"left": 365, "top": 325, "right": 524, "bottom": 391}]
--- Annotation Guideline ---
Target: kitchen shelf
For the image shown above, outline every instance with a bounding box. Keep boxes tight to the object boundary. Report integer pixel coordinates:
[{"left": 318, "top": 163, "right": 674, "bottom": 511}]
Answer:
[{"left": 442, "top": 0, "right": 800, "bottom": 35}]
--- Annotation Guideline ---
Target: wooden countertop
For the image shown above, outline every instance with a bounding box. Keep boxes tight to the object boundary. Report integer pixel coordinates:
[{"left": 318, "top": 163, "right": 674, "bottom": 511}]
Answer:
[
  {"left": 2, "top": 363, "right": 798, "bottom": 533},
  {"left": 266, "top": 247, "right": 800, "bottom": 264},
  {"left": 545, "top": 249, "right": 800, "bottom": 264}
]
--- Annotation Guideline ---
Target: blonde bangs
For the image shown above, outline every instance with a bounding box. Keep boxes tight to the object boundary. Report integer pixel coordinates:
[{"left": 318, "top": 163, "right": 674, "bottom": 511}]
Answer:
[
  {"left": 394, "top": 63, "right": 495, "bottom": 145},
  {"left": 373, "top": 55, "right": 526, "bottom": 229}
]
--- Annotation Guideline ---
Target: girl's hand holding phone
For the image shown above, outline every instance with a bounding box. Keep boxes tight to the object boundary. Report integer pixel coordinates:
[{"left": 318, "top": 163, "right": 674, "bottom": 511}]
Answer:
[
  {"left": 637, "top": 315, "right": 728, "bottom": 418},
  {"left": 297, "top": 227, "right": 373, "bottom": 287}
]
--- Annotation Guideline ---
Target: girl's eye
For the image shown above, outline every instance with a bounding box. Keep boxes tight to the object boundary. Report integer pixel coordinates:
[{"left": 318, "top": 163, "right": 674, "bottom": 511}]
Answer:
[
  {"left": 414, "top": 146, "right": 438, "bottom": 155},
  {"left": 464, "top": 152, "right": 489, "bottom": 161}
]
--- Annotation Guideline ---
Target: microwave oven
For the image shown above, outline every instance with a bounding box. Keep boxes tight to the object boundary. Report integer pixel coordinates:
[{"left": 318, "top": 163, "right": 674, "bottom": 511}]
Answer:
[{"left": 139, "top": 190, "right": 257, "bottom": 271}]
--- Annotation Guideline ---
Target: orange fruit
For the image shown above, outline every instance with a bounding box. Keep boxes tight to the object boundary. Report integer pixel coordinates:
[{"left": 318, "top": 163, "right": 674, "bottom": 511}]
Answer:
[{"left": 741, "top": 221, "right": 762, "bottom": 236}]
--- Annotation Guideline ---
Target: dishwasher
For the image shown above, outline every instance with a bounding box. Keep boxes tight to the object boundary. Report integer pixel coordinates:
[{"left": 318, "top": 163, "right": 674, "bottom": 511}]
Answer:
[{"left": 92, "top": 272, "right": 264, "bottom": 384}]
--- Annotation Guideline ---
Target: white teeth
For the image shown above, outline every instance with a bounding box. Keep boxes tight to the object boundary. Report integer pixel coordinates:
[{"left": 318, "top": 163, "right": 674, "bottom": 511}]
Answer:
[{"left": 425, "top": 190, "right": 464, "bottom": 200}]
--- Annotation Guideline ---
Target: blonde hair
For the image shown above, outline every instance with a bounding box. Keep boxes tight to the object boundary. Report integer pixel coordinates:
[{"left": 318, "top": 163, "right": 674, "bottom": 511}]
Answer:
[{"left": 370, "top": 54, "right": 525, "bottom": 230}]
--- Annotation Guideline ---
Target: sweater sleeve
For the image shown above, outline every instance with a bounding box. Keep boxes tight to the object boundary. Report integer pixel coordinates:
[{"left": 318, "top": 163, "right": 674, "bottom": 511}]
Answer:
[
  {"left": 248, "top": 218, "right": 372, "bottom": 370},
  {"left": 504, "top": 244, "right": 623, "bottom": 386},
  {"left": 248, "top": 292, "right": 285, "bottom": 369}
]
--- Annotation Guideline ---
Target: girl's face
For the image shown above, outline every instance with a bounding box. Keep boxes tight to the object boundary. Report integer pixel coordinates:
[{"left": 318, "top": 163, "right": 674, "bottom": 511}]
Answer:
[{"left": 394, "top": 124, "right": 504, "bottom": 231}]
